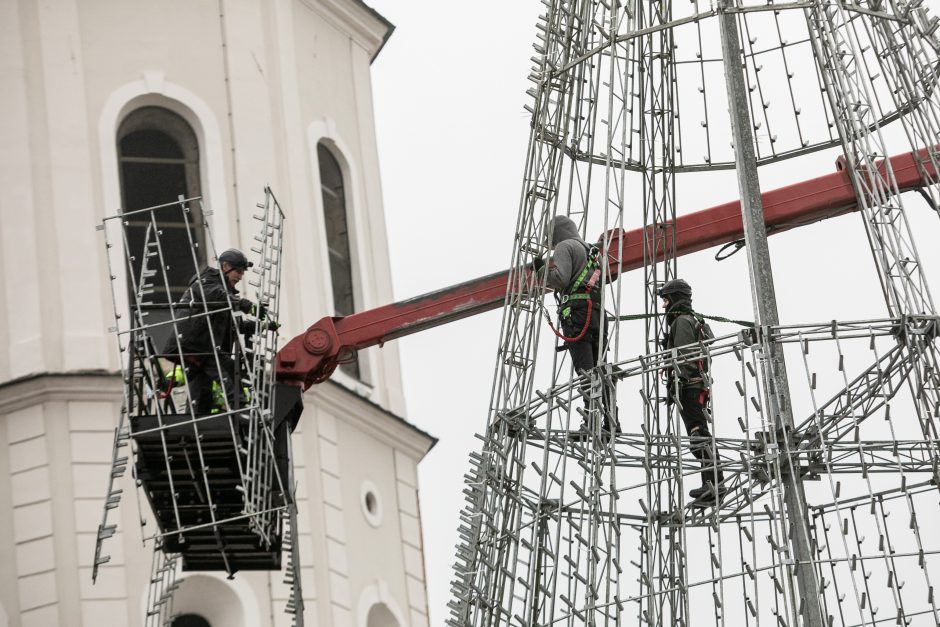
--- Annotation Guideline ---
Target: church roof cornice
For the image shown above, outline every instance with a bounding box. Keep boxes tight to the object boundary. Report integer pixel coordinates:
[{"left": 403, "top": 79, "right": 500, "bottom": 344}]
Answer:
[
  {"left": 300, "top": 0, "right": 395, "bottom": 63},
  {"left": 0, "top": 370, "right": 122, "bottom": 414}
]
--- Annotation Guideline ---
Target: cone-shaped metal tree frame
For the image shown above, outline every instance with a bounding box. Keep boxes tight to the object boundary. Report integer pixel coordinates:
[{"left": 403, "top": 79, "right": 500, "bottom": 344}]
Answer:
[{"left": 450, "top": 2, "right": 940, "bottom": 626}]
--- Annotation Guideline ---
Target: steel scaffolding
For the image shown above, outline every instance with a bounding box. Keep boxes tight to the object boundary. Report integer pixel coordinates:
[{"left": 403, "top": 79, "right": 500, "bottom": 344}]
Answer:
[
  {"left": 93, "top": 189, "right": 303, "bottom": 626},
  {"left": 450, "top": 1, "right": 940, "bottom": 626}
]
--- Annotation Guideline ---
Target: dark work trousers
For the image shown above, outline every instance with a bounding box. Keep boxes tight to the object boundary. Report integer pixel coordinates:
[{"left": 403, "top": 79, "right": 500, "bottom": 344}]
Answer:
[
  {"left": 186, "top": 354, "right": 238, "bottom": 414},
  {"left": 561, "top": 302, "right": 617, "bottom": 427},
  {"left": 561, "top": 305, "right": 602, "bottom": 374},
  {"left": 677, "top": 386, "right": 723, "bottom": 486}
]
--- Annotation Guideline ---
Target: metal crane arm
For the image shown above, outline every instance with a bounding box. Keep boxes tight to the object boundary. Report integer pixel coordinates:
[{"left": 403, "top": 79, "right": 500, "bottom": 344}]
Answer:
[{"left": 275, "top": 148, "right": 937, "bottom": 389}]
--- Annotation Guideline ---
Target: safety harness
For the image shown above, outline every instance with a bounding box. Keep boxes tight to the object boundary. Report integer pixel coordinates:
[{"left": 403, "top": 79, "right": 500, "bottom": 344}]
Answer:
[
  {"left": 662, "top": 309, "right": 716, "bottom": 407},
  {"left": 558, "top": 243, "right": 603, "bottom": 317},
  {"left": 547, "top": 243, "right": 604, "bottom": 342}
]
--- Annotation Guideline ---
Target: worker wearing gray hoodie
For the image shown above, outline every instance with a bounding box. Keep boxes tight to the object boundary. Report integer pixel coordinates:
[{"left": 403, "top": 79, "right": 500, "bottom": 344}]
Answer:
[{"left": 536, "top": 215, "right": 619, "bottom": 434}]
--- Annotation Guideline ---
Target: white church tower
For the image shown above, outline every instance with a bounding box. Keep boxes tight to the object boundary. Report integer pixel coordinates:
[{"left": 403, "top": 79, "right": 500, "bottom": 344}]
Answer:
[{"left": 0, "top": 1, "right": 434, "bottom": 626}]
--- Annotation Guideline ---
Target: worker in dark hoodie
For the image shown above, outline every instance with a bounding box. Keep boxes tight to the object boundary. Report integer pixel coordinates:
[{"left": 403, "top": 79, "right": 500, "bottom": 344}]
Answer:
[
  {"left": 535, "top": 215, "right": 619, "bottom": 435},
  {"left": 659, "top": 278, "right": 724, "bottom": 501},
  {"left": 162, "top": 248, "right": 270, "bottom": 414}
]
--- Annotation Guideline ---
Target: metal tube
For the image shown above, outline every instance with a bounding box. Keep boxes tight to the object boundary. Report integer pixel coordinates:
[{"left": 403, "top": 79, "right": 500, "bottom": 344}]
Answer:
[{"left": 717, "top": 2, "right": 825, "bottom": 625}]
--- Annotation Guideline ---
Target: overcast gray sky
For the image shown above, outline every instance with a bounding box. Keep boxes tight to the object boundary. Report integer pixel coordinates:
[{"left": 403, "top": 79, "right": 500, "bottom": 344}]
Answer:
[
  {"left": 365, "top": 1, "right": 940, "bottom": 623},
  {"left": 367, "top": 3, "right": 543, "bottom": 622}
]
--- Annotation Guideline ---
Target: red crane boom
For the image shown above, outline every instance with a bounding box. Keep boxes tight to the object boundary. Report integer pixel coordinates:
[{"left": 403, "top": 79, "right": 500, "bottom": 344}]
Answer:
[{"left": 275, "top": 149, "right": 937, "bottom": 390}]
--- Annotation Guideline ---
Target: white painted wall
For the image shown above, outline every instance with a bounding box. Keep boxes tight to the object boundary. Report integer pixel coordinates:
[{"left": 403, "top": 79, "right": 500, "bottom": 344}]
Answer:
[
  {"left": 0, "top": 1, "right": 430, "bottom": 625},
  {"left": 0, "top": 0, "right": 406, "bottom": 411}
]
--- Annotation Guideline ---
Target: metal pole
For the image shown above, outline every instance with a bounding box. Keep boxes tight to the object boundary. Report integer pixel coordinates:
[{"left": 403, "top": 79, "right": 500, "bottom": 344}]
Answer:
[{"left": 717, "top": 2, "right": 825, "bottom": 625}]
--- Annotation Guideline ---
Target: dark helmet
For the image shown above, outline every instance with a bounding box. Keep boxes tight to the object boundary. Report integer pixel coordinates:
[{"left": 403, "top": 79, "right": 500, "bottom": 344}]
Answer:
[
  {"left": 657, "top": 278, "right": 692, "bottom": 299},
  {"left": 218, "top": 248, "right": 253, "bottom": 270}
]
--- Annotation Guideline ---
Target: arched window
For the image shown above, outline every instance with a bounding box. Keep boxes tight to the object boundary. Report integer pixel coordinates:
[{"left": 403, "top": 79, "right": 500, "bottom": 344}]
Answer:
[
  {"left": 319, "top": 142, "right": 361, "bottom": 379},
  {"left": 170, "top": 614, "right": 211, "bottom": 627},
  {"left": 165, "top": 574, "right": 247, "bottom": 627},
  {"left": 118, "top": 106, "right": 206, "bottom": 303},
  {"left": 366, "top": 603, "right": 400, "bottom": 627}
]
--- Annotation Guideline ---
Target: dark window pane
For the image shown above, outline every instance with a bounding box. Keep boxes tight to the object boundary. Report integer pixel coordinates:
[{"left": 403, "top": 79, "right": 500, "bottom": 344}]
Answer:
[
  {"left": 318, "top": 143, "right": 360, "bottom": 380},
  {"left": 118, "top": 107, "right": 204, "bottom": 305},
  {"left": 170, "top": 614, "right": 211, "bottom": 627},
  {"left": 319, "top": 149, "right": 345, "bottom": 191},
  {"left": 121, "top": 161, "right": 188, "bottom": 209},
  {"left": 120, "top": 129, "right": 184, "bottom": 159}
]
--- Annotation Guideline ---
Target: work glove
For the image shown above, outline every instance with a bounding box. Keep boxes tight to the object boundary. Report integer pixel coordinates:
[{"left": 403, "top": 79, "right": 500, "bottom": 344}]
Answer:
[
  {"left": 264, "top": 319, "right": 281, "bottom": 332},
  {"left": 532, "top": 254, "right": 546, "bottom": 272},
  {"left": 660, "top": 370, "right": 675, "bottom": 405},
  {"left": 237, "top": 299, "right": 271, "bottom": 319},
  {"left": 154, "top": 365, "right": 185, "bottom": 397}
]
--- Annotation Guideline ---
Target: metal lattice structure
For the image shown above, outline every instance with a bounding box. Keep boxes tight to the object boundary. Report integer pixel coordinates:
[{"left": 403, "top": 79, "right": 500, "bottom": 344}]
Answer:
[
  {"left": 450, "top": 2, "right": 940, "bottom": 626},
  {"left": 92, "top": 189, "right": 303, "bottom": 626}
]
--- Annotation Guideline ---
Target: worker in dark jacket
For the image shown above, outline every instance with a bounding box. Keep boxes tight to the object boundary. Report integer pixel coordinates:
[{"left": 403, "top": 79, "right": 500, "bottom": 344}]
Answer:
[
  {"left": 163, "top": 248, "right": 261, "bottom": 414},
  {"left": 659, "top": 278, "right": 724, "bottom": 500},
  {"left": 536, "top": 215, "right": 619, "bottom": 435}
]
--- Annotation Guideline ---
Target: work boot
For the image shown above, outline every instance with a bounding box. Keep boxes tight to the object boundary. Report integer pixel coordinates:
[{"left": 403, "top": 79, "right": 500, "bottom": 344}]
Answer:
[
  {"left": 578, "top": 418, "right": 620, "bottom": 444},
  {"left": 689, "top": 482, "right": 726, "bottom": 502},
  {"left": 568, "top": 421, "right": 592, "bottom": 441}
]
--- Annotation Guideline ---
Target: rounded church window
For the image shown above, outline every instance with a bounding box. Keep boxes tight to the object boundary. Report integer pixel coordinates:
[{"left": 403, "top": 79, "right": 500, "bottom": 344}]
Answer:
[{"left": 170, "top": 614, "right": 211, "bottom": 627}]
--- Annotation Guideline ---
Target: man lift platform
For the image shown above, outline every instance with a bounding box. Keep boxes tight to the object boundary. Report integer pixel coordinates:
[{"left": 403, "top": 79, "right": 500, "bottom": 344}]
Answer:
[{"left": 95, "top": 188, "right": 292, "bottom": 591}]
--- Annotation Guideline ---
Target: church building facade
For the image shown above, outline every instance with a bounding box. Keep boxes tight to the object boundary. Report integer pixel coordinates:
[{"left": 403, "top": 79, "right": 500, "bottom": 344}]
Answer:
[{"left": 0, "top": 1, "right": 434, "bottom": 625}]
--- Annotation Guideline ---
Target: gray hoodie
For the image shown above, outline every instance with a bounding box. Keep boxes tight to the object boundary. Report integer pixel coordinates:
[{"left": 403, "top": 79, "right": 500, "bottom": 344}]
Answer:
[{"left": 546, "top": 215, "right": 590, "bottom": 292}]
